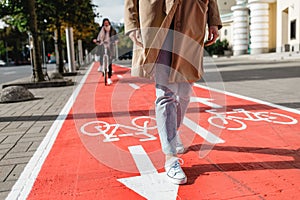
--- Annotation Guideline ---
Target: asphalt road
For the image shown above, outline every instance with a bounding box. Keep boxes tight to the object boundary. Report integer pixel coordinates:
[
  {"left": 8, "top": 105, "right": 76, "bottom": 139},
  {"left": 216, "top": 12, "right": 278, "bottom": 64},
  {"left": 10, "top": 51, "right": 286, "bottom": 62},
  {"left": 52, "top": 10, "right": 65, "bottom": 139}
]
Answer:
[
  {"left": 0, "top": 64, "right": 56, "bottom": 85},
  {"left": 201, "top": 57, "right": 300, "bottom": 110}
]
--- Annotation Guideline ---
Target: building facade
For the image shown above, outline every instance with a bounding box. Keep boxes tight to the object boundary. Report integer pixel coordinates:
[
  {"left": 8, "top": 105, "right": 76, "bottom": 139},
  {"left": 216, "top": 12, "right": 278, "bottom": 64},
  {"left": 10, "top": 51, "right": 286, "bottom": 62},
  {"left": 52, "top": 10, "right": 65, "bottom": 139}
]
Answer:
[{"left": 218, "top": 0, "right": 300, "bottom": 55}]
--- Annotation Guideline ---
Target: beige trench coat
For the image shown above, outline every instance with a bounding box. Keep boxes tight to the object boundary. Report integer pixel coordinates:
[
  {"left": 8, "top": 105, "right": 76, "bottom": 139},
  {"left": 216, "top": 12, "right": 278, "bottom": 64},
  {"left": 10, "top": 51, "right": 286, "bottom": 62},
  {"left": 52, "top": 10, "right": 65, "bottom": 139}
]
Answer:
[{"left": 124, "top": 0, "right": 222, "bottom": 83}]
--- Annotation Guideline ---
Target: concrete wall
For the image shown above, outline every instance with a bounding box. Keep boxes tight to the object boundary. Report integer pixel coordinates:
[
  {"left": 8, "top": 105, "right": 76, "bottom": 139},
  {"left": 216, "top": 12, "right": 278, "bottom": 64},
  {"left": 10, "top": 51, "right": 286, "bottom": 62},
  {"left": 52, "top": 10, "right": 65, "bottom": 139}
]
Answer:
[
  {"left": 219, "top": 23, "right": 233, "bottom": 44},
  {"left": 220, "top": 0, "right": 300, "bottom": 55},
  {"left": 218, "top": 0, "right": 237, "bottom": 15},
  {"left": 269, "top": 2, "right": 277, "bottom": 52},
  {"left": 277, "top": 0, "right": 300, "bottom": 52}
]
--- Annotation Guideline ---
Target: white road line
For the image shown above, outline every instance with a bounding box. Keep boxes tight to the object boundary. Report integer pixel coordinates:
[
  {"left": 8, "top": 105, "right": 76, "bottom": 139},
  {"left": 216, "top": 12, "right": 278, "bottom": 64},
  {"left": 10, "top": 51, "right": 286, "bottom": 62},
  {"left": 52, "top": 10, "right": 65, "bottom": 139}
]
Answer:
[
  {"left": 6, "top": 62, "right": 95, "bottom": 200},
  {"left": 119, "top": 133, "right": 134, "bottom": 137},
  {"left": 183, "top": 117, "right": 225, "bottom": 144},
  {"left": 128, "top": 145, "right": 157, "bottom": 175},
  {"left": 194, "top": 83, "right": 300, "bottom": 115},
  {"left": 3, "top": 71, "right": 16, "bottom": 75},
  {"left": 117, "top": 74, "right": 123, "bottom": 79},
  {"left": 129, "top": 83, "right": 140, "bottom": 90}
]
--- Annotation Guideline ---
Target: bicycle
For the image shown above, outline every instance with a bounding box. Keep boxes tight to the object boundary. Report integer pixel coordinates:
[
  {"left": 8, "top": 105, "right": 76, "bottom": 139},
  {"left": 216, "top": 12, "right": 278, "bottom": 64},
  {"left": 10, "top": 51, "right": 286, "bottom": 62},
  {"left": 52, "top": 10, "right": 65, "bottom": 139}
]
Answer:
[
  {"left": 93, "top": 40, "right": 110, "bottom": 86},
  {"left": 102, "top": 42, "right": 109, "bottom": 85},
  {"left": 206, "top": 108, "right": 298, "bottom": 131},
  {"left": 80, "top": 116, "right": 157, "bottom": 142}
]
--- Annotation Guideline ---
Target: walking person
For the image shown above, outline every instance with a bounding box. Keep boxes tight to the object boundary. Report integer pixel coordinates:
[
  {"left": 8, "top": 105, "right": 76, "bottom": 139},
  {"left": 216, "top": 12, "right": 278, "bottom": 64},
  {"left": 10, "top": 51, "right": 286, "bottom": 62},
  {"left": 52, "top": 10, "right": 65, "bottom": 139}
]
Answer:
[
  {"left": 124, "top": 0, "right": 222, "bottom": 184},
  {"left": 93, "top": 18, "right": 118, "bottom": 85}
]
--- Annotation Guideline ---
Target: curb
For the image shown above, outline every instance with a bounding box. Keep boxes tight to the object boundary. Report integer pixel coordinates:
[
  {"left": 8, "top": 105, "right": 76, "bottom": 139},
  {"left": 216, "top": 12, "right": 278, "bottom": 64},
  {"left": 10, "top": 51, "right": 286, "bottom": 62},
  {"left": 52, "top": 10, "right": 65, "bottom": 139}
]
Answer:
[{"left": 2, "top": 79, "right": 75, "bottom": 89}]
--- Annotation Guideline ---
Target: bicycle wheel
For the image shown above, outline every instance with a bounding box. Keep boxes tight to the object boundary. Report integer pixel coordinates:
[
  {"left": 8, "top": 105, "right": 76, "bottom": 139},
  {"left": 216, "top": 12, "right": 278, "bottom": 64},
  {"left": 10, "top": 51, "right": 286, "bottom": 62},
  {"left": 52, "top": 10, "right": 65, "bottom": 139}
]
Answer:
[
  {"left": 132, "top": 116, "right": 157, "bottom": 130},
  {"left": 256, "top": 112, "right": 298, "bottom": 124},
  {"left": 208, "top": 116, "right": 247, "bottom": 131},
  {"left": 103, "top": 55, "right": 109, "bottom": 85},
  {"left": 80, "top": 121, "right": 110, "bottom": 136}
]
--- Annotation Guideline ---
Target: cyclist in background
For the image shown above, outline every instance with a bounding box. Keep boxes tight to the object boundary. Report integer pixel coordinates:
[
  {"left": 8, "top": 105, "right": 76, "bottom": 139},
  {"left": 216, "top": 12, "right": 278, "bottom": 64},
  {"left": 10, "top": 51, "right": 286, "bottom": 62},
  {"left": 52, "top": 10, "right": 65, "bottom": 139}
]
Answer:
[{"left": 93, "top": 18, "right": 118, "bottom": 85}]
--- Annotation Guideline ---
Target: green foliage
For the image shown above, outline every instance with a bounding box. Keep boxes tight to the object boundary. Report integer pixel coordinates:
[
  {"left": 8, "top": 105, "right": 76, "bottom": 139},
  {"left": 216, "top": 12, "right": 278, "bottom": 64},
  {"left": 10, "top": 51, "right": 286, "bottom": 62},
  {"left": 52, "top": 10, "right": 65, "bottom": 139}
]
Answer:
[
  {"left": 0, "top": 1, "right": 28, "bottom": 32},
  {"left": 0, "top": 40, "right": 5, "bottom": 57},
  {"left": 116, "top": 25, "right": 133, "bottom": 54},
  {"left": 1, "top": 0, "right": 97, "bottom": 45},
  {"left": 204, "top": 39, "right": 229, "bottom": 56},
  {"left": 0, "top": 26, "right": 28, "bottom": 62},
  {"left": 0, "top": 0, "right": 99, "bottom": 71}
]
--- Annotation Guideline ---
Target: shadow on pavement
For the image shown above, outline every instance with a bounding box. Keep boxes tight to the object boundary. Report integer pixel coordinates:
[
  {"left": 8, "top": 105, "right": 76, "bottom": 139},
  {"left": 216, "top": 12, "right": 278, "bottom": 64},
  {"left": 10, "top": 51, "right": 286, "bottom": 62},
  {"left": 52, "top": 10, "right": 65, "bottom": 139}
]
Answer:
[
  {"left": 201, "top": 66, "right": 300, "bottom": 82},
  {"left": 184, "top": 144, "right": 300, "bottom": 185}
]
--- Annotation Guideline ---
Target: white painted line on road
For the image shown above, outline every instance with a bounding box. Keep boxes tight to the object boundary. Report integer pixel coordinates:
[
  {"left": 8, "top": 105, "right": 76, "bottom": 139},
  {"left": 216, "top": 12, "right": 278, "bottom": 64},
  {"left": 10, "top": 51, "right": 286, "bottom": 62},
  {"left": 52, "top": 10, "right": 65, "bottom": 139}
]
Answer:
[
  {"left": 194, "top": 83, "right": 300, "bottom": 115},
  {"left": 115, "top": 65, "right": 140, "bottom": 90},
  {"left": 128, "top": 145, "right": 157, "bottom": 175},
  {"left": 117, "top": 145, "right": 179, "bottom": 200},
  {"left": 6, "top": 62, "right": 95, "bottom": 200},
  {"left": 117, "top": 74, "right": 123, "bottom": 79},
  {"left": 3, "top": 71, "right": 16, "bottom": 75},
  {"left": 183, "top": 117, "right": 225, "bottom": 144},
  {"left": 129, "top": 83, "right": 140, "bottom": 90},
  {"left": 118, "top": 133, "right": 134, "bottom": 137}
]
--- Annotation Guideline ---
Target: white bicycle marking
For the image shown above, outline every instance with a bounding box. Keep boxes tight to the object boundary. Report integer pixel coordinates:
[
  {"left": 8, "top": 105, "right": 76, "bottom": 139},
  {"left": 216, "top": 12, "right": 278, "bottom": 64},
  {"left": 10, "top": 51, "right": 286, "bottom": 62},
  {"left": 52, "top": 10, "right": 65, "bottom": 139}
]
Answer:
[
  {"left": 206, "top": 108, "right": 298, "bottom": 131},
  {"left": 80, "top": 116, "right": 157, "bottom": 142}
]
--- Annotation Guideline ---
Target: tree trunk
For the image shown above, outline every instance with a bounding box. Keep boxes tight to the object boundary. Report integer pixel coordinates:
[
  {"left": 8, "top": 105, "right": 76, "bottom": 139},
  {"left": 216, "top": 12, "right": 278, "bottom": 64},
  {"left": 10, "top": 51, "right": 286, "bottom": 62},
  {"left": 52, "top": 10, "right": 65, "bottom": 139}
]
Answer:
[
  {"left": 57, "top": 28, "right": 65, "bottom": 74},
  {"left": 55, "top": 20, "right": 64, "bottom": 73},
  {"left": 25, "top": 0, "right": 45, "bottom": 81}
]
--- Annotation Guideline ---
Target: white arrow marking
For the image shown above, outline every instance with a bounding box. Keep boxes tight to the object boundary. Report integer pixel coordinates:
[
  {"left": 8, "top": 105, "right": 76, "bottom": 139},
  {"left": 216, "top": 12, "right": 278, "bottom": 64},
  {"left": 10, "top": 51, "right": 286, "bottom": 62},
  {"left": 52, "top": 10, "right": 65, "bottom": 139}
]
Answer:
[
  {"left": 117, "top": 145, "right": 179, "bottom": 200},
  {"left": 183, "top": 117, "right": 225, "bottom": 144},
  {"left": 190, "top": 97, "right": 222, "bottom": 109}
]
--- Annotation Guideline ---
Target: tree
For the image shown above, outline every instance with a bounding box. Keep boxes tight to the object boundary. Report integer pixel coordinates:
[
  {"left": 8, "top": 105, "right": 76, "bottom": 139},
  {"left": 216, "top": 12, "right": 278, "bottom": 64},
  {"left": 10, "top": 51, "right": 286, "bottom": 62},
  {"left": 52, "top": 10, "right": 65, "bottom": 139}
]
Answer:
[
  {"left": 0, "top": 26, "right": 28, "bottom": 64},
  {"left": 1, "top": 0, "right": 98, "bottom": 76},
  {"left": 23, "top": 0, "right": 45, "bottom": 81},
  {"left": 1, "top": 0, "right": 45, "bottom": 81},
  {"left": 116, "top": 24, "right": 133, "bottom": 56},
  {"left": 38, "top": 0, "right": 98, "bottom": 73}
]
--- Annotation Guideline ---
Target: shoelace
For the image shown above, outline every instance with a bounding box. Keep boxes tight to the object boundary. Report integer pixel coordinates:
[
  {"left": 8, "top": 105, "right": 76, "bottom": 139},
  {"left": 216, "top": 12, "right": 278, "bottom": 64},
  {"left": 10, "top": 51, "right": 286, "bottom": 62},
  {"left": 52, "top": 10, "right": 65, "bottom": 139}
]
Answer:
[{"left": 169, "top": 157, "right": 184, "bottom": 172}]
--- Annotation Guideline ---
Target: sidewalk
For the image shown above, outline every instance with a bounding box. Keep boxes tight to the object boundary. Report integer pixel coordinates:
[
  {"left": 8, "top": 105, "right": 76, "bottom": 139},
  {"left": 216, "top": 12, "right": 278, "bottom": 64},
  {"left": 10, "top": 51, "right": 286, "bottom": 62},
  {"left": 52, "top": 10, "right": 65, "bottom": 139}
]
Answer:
[
  {"left": 0, "top": 67, "right": 88, "bottom": 199},
  {"left": 212, "top": 51, "right": 300, "bottom": 62}
]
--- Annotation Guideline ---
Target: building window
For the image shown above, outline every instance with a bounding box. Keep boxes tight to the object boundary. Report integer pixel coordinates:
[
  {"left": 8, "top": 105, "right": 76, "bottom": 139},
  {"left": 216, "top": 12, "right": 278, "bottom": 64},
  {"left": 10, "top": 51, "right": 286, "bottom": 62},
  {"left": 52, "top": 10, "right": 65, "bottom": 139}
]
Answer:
[
  {"left": 224, "top": 29, "right": 228, "bottom": 36},
  {"left": 290, "top": 20, "right": 296, "bottom": 40}
]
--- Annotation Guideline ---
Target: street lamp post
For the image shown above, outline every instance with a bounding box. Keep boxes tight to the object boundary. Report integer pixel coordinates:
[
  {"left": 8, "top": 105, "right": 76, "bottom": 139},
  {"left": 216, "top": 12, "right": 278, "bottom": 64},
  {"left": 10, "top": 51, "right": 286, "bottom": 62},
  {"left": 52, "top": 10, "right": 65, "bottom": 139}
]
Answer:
[
  {"left": 5, "top": 41, "right": 9, "bottom": 66},
  {"left": 27, "top": 32, "right": 35, "bottom": 81}
]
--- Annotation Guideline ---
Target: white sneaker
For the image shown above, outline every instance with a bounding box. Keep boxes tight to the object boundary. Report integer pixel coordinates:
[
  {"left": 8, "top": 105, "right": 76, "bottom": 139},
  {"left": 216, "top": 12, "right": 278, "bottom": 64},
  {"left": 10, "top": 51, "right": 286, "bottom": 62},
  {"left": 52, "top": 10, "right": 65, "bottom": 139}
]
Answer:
[
  {"left": 98, "top": 65, "right": 103, "bottom": 72},
  {"left": 165, "top": 157, "right": 187, "bottom": 185},
  {"left": 107, "top": 78, "right": 113, "bottom": 85},
  {"left": 175, "top": 132, "right": 185, "bottom": 154}
]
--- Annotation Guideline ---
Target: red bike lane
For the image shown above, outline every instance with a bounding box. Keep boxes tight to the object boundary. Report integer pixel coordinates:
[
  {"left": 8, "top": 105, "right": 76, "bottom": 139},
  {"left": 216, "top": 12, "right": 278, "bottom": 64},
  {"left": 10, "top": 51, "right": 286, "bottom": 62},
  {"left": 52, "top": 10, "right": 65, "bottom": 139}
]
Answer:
[{"left": 25, "top": 62, "right": 300, "bottom": 200}]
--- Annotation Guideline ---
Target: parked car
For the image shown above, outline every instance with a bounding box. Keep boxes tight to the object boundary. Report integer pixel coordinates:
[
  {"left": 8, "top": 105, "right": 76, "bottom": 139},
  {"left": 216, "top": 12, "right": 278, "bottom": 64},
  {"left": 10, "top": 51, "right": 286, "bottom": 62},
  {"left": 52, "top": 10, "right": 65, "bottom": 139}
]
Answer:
[
  {"left": 48, "top": 59, "right": 56, "bottom": 64},
  {"left": 15, "top": 60, "right": 31, "bottom": 65},
  {"left": 118, "top": 51, "right": 133, "bottom": 60},
  {"left": 0, "top": 60, "right": 6, "bottom": 66}
]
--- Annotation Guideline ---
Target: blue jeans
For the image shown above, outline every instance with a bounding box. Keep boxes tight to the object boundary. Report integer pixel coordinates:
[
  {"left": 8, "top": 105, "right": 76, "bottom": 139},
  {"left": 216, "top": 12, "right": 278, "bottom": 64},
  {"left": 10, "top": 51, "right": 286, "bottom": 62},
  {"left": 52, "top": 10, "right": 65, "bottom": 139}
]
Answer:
[{"left": 155, "top": 29, "right": 193, "bottom": 155}]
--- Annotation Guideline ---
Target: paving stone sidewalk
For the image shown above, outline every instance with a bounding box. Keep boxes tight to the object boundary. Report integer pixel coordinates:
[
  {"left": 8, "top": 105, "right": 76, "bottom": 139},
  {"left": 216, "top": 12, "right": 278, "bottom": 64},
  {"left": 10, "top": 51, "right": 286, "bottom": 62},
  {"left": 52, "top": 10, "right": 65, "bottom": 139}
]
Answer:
[{"left": 0, "top": 67, "right": 88, "bottom": 199}]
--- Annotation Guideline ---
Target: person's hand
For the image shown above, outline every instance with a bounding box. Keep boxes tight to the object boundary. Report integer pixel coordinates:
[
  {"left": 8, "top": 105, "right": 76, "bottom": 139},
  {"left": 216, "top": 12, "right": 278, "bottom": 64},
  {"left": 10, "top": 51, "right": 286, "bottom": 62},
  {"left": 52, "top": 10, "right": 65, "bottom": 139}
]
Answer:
[
  {"left": 93, "top": 39, "right": 97, "bottom": 43},
  {"left": 129, "top": 29, "right": 143, "bottom": 48},
  {"left": 204, "top": 26, "right": 219, "bottom": 47}
]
